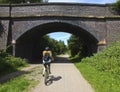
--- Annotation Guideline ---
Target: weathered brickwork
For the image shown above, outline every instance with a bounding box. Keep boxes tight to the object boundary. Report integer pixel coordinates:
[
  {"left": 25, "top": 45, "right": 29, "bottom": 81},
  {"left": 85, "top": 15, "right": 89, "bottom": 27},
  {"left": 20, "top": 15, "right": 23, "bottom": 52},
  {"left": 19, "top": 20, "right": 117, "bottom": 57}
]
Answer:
[
  {"left": 0, "top": 3, "right": 120, "bottom": 60},
  {"left": 0, "top": 4, "right": 9, "bottom": 17},
  {"left": 106, "top": 18, "right": 120, "bottom": 44},
  {"left": 10, "top": 3, "right": 113, "bottom": 17},
  {"left": 0, "top": 20, "right": 9, "bottom": 49}
]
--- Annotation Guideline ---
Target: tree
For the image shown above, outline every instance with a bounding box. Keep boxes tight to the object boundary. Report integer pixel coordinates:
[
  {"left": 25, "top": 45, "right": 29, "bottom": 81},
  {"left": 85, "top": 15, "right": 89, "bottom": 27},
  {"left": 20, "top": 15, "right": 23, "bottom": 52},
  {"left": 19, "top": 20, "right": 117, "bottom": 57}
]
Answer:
[
  {"left": 57, "top": 40, "right": 67, "bottom": 54},
  {"left": 39, "top": 35, "right": 67, "bottom": 57},
  {"left": 68, "top": 35, "right": 84, "bottom": 57},
  {"left": 111, "top": 0, "right": 120, "bottom": 15}
]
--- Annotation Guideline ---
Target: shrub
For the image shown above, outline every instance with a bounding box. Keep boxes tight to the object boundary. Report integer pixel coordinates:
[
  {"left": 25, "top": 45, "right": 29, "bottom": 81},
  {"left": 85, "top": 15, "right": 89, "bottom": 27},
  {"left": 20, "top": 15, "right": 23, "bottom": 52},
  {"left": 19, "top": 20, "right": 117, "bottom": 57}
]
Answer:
[
  {"left": 0, "top": 51, "right": 28, "bottom": 77},
  {"left": 81, "top": 40, "right": 120, "bottom": 76}
]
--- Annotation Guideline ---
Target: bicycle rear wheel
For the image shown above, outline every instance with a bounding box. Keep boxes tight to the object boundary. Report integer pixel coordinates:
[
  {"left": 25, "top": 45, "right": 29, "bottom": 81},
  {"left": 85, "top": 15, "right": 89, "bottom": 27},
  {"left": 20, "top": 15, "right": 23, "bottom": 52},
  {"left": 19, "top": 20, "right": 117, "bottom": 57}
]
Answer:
[{"left": 44, "top": 69, "right": 49, "bottom": 85}]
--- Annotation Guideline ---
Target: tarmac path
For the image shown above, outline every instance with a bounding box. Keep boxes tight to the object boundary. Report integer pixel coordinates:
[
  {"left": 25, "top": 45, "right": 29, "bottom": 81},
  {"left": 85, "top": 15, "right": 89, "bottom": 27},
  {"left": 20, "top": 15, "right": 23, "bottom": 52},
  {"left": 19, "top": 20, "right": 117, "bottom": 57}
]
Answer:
[{"left": 30, "top": 55, "right": 94, "bottom": 92}]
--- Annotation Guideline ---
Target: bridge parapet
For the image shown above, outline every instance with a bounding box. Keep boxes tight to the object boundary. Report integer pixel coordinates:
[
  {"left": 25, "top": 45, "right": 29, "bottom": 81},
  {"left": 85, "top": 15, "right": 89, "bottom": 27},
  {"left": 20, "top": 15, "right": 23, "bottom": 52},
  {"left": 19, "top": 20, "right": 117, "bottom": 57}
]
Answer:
[
  {"left": 0, "top": 3, "right": 114, "bottom": 18},
  {"left": 0, "top": 4, "right": 10, "bottom": 17}
]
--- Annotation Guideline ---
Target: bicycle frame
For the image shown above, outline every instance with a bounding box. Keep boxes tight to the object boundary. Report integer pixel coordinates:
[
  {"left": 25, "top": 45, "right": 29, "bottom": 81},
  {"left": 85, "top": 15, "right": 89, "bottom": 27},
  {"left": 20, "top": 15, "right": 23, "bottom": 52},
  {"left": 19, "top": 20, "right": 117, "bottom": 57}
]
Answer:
[{"left": 44, "top": 66, "right": 49, "bottom": 85}]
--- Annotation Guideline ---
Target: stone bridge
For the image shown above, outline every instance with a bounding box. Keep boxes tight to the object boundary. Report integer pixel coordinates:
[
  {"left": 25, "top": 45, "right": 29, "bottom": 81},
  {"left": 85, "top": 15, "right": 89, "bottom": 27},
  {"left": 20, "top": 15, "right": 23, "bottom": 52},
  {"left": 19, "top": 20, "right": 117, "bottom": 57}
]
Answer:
[{"left": 0, "top": 3, "right": 120, "bottom": 61}]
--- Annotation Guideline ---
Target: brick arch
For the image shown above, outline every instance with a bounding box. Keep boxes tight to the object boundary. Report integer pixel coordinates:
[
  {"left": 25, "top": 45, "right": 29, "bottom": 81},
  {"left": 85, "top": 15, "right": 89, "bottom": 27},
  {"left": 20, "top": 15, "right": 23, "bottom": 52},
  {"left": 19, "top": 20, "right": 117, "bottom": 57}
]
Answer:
[
  {"left": 14, "top": 20, "right": 101, "bottom": 42},
  {"left": 15, "top": 21, "right": 99, "bottom": 60}
]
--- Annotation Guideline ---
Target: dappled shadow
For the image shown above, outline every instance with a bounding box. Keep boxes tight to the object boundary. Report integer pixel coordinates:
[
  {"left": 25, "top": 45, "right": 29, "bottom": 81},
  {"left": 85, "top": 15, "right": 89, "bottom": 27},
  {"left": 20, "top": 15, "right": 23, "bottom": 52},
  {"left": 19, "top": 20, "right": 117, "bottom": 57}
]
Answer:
[{"left": 45, "top": 75, "right": 62, "bottom": 86}]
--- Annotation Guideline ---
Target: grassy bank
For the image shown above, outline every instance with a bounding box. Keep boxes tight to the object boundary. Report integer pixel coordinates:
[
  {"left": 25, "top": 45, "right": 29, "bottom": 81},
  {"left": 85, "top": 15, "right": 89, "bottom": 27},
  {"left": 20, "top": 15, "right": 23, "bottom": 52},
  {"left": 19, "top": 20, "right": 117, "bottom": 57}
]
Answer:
[
  {"left": 75, "top": 62, "right": 120, "bottom": 92},
  {"left": 0, "top": 66, "right": 42, "bottom": 92},
  {"left": 71, "top": 40, "right": 120, "bottom": 92},
  {"left": 0, "top": 51, "right": 28, "bottom": 77},
  {"left": 0, "top": 75, "right": 32, "bottom": 92}
]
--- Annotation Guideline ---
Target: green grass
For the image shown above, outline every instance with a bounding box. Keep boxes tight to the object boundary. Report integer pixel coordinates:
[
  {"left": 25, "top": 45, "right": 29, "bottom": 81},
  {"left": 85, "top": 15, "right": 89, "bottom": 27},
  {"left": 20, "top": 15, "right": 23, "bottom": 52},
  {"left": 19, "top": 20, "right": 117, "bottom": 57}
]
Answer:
[
  {"left": 0, "top": 75, "right": 32, "bottom": 92},
  {"left": 75, "top": 62, "right": 120, "bottom": 92},
  {"left": 0, "top": 66, "right": 42, "bottom": 92},
  {"left": 0, "top": 53, "right": 29, "bottom": 77},
  {"left": 71, "top": 40, "right": 120, "bottom": 92}
]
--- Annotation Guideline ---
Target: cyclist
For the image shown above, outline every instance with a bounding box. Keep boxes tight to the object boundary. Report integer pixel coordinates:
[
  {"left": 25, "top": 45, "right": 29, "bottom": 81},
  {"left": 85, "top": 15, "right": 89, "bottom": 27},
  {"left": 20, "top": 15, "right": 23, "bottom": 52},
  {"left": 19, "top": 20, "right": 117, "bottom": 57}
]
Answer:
[{"left": 42, "top": 47, "right": 53, "bottom": 76}]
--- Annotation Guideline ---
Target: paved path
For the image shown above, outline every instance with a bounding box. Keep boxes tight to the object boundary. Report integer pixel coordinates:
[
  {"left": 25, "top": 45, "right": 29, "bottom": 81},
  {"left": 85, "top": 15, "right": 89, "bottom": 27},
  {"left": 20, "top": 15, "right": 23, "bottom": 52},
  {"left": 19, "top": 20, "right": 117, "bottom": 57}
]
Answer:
[{"left": 30, "top": 55, "right": 94, "bottom": 92}]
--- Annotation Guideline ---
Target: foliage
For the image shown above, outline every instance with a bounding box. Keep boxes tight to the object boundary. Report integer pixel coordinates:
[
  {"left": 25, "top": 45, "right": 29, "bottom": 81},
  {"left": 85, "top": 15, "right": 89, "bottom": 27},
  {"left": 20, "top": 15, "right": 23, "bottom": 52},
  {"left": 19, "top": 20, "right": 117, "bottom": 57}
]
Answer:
[
  {"left": 0, "top": 75, "right": 32, "bottom": 92},
  {"left": 81, "top": 40, "right": 120, "bottom": 76},
  {"left": 68, "top": 35, "right": 84, "bottom": 57},
  {"left": 72, "top": 40, "right": 120, "bottom": 92},
  {"left": 0, "top": 0, "right": 47, "bottom": 4},
  {"left": 39, "top": 35, "right": 67, "bottom": 57},
  {"left": 56, "top": 40, "right": 67, "bottom": 54},
  {"left": 0, "top": 66, "right": 43, "bottom": 92},
  {"left": 0, "top": 50, "right": 28, "bottom": 77},
  {"left": 75, "top": 63, "right": 120, "bottom": 92},
  {"left": 110, "top": 0, "right": 120, "bottom": 15}
]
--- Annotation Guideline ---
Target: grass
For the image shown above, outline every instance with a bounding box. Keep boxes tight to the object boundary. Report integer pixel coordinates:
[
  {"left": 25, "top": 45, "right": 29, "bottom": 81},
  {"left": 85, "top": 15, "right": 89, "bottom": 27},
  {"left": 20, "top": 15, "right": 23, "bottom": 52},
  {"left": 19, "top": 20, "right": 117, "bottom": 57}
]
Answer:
[
  {"left": 0, "top": 50, "right": 43, "bottom": 92},
  {"left": 71, "top": 40, "right": 120, "bottom": 92},
  {"left": 0, "top": 66, "right": 43, "bottom": 92},
  {"left": 0, "top": 75, "right": 32, "bottom": 92},
  {"left": 74, "top": 62, "right": 120, "bottom": 92},
  {"left": 0, "top": 53, "right": 29, "bottom": 77}
]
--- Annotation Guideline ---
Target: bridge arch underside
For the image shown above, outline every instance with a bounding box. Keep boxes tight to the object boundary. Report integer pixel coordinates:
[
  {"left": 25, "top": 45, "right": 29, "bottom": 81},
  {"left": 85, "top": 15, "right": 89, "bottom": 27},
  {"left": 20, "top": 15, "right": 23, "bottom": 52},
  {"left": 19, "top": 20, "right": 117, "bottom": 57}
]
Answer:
[{"left": 16, "top": 22, "right": 98, "bottom": 62}]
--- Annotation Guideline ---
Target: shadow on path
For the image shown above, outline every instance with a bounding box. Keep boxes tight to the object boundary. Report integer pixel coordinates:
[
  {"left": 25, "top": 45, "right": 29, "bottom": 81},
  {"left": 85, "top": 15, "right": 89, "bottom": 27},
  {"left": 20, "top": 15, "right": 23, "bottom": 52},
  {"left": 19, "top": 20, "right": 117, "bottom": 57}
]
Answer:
[
  {"left": 0, "top": 70, "right": 27, "bottom": 83},
  {"left": 0, "top": 65, "right": 39, "bottom": 83},
  {"left": 30, "top": 55, "right": 72, "bottom": 64},
  {"left": 45, "top": 75, "right": 62, "bottom": 86}
]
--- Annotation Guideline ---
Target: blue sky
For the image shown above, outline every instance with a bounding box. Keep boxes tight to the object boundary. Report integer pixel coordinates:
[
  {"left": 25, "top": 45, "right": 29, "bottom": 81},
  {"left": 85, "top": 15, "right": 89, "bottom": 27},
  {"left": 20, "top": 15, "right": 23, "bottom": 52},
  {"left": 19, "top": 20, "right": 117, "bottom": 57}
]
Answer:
[
  {"left": 48, "top": 0, "right": 116, "bottom": 4},
  {"left": 48, "top": 0, "right": 117, "bottom": 45}
]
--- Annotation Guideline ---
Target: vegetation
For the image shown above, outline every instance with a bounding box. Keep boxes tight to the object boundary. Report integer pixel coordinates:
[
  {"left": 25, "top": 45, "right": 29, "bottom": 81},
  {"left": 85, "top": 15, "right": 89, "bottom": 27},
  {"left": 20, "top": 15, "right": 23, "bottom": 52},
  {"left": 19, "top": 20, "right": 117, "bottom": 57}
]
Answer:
[
  {"left": 0, "top": 66, "right": 42, "bottom": 92},
  {"left": 68, "top": 35, "right": 85, "bottom": 58},
  {"left": 0, "top": 50, "right": 28, "bottom": 77},
  {"left": 72, "top": 40, "right": 120, "bottom": 92},
  {"left": 111, "top": 0, "right": 120, "bottom": 15},
  {"left": 40, "top": 35, "right": 67, "bottom": 56},
  {"left": 0, "top": 34, "right": 66, "bottom": 77},
  {"left": 0, "top": 75, "right": 31, "bottom": 92}
]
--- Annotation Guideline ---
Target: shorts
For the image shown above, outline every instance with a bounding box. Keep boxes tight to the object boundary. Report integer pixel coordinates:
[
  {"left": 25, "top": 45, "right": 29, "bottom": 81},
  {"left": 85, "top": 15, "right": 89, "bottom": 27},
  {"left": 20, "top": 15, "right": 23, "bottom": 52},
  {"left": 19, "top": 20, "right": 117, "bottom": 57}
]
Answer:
[{"left": 43, "top": 59, "right": 51, "bottom": 64}]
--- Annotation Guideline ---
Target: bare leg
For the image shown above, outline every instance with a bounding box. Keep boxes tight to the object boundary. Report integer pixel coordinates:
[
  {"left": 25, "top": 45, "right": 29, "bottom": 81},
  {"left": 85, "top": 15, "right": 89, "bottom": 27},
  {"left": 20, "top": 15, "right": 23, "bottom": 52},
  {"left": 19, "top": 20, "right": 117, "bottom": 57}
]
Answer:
[{"left": 48, "top": 63, "right": 51, "bottom": 74}]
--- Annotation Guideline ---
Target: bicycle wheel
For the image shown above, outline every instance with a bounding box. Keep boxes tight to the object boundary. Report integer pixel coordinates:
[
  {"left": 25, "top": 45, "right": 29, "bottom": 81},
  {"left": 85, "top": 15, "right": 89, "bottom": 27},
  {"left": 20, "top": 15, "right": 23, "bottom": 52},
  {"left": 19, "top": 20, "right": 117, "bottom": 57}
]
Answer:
[{"left": 44, "top": 69, "right": 49, "bottom": 85}]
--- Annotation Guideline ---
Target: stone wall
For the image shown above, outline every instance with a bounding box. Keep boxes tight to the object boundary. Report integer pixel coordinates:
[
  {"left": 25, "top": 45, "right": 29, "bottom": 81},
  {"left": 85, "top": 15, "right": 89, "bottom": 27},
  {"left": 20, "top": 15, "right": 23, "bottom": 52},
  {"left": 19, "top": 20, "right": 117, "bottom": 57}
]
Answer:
[
  {"left": 0, "top": 3, "right": 120, "bottom": 51},
  {"left": 0, "top": 20, "right": 9, "bottom": 50},
  {"left": 10, "top": 3, "right": 113, "bottom": 17}
]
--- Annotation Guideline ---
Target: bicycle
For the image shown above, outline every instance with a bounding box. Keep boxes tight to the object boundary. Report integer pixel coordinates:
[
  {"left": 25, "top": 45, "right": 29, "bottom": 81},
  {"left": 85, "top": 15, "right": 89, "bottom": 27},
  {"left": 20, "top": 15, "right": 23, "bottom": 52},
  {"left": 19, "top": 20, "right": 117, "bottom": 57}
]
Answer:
[{"left": 43, "top": 66, "right": 50, "bottom": 85}]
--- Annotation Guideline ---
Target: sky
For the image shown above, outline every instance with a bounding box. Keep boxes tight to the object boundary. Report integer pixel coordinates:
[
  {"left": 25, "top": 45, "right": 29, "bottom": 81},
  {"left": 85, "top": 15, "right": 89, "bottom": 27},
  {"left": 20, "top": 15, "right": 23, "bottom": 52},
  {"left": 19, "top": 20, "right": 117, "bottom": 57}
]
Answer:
[
  {"left": 48, "top": 0, "right": 117, "bottom": 45},
  {"left": 48, "top": 0, "right": 116, "bottom": 4}
]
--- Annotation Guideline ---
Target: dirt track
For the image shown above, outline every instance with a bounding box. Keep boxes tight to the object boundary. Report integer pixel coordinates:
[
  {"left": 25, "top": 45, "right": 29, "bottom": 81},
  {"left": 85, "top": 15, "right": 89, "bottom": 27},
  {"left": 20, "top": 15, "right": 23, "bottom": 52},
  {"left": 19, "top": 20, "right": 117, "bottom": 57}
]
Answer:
[{"left": 30, "top": 55, "right": 94, "bottom": 92}]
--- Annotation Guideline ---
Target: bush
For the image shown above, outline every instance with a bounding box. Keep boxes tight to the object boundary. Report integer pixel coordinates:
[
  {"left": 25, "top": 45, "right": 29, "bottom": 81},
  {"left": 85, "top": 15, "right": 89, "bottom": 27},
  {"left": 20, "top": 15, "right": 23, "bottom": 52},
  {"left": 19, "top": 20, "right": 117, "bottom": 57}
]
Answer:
[
  {"left": 5, "top": 56, "right": 28, "bottom": 68},
  {"left": 0, "top": 51, "right": 28, "bottom": 77},
  {"left": 81, "top": 40, "right": 120, "bottom": 76},
  {"left": 73, "top": 40, "right": 120, "bottom": 92}
]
